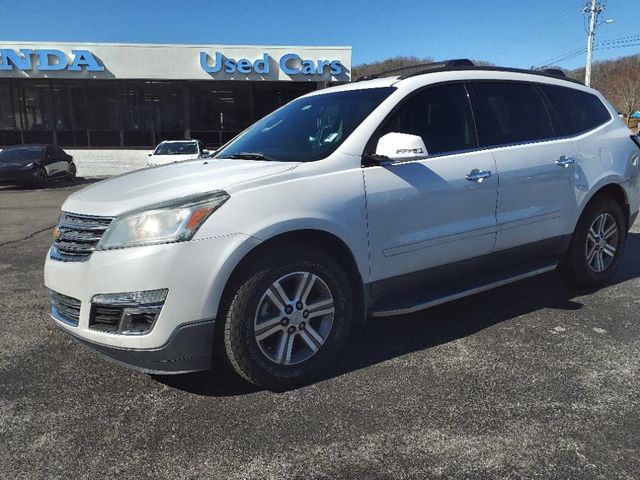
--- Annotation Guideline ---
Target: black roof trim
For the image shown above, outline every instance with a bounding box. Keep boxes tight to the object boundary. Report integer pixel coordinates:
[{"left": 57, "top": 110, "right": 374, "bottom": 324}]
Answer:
[
  {"left": 354, "top": 59, "right": 582, "bottom": 86},
  {"left": 399, "top": 66, "right": 583, "bottom": 85},
  {"left": 355, "top": 59, "right": 475, "bottom": 82},
  {"left": 538, "top": 68, "right": 567, "bottom": 78}
]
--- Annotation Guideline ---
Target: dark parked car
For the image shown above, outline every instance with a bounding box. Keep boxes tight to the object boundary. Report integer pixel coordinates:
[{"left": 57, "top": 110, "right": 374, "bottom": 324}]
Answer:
[{"left": 0, "top": 144, "right": 76, "bottom": 188}]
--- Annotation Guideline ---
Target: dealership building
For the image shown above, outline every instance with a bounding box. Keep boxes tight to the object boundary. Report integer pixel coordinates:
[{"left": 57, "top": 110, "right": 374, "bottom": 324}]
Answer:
[{"left": 0, "top": 42, "right": 352, "bottom": 175}]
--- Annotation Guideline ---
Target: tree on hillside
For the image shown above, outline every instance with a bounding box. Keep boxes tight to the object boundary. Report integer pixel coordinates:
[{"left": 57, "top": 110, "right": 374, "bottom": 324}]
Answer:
[
  {"left": 608, "top": 58, "right": 640, "bottom": 125},
  {"left": 568, "top": 54, "right": 640, "bottom": 124}
]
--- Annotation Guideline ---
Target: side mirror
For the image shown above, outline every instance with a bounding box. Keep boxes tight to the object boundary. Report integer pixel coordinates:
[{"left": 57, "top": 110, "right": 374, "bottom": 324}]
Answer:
[
  {"left": 202, "top": 149, "right": 210, "bottom": 155},
  {"left": 375, "top": 132, "right": 428, "bottom": 162},
  {"left": 148, "top": 152, "right": 153, "bottom": 157}
]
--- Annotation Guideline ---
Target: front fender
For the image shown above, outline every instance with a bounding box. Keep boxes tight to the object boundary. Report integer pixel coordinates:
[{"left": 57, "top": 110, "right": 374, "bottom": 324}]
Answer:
[{"left": 249, "top": 215, "right": 369, "bottom": 283}]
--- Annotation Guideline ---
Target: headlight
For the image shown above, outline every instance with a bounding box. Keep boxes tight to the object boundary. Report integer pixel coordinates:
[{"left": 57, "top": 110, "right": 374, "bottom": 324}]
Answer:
[{"left": 97, "top": 191, "right": 229, "bottom": 250}]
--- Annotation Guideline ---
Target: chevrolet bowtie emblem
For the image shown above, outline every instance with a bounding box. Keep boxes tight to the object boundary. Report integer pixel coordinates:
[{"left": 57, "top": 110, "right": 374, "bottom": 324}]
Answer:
[{"left": 52, "top": 227, "right": 62, "bottom": 241}]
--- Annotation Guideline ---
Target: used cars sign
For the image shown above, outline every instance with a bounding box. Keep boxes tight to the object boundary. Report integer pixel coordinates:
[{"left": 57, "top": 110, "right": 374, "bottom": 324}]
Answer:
[{"left": 200, "top": 51, "right": 344, "bottom": 76}]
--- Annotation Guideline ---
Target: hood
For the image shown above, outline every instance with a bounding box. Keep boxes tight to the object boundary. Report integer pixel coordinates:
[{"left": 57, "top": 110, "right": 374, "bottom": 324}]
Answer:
[
  {"left": 148, "top": 154, "right": 199, "bottom": 165},
  {"left": 63, "top": 159, "right": 299, "bottom": 216}
]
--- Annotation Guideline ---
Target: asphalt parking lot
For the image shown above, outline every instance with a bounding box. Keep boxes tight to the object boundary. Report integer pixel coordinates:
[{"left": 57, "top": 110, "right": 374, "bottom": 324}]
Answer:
[{"left": 1, "top": 181, "right": 639, "bottom": 480}]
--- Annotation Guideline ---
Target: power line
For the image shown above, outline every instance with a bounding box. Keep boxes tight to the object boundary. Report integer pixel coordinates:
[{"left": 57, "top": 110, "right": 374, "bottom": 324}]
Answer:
[
  {"left": 535, "top": 44, "right": 587, "bottom": 68},
  {"left": 595, "top": 42, "right": 640, "bottom": 51},
  {"left": 534, "top": 33, "right": 640, "bottom": 69},
  {"left": 596, "top": 35, "right": 640, "bottom": 46},
  {"left": 484, "top": 1, "right": 585, "bottom": 59},
  {"left": 597, "top": 33, "right": 640, "bottom": 43}
]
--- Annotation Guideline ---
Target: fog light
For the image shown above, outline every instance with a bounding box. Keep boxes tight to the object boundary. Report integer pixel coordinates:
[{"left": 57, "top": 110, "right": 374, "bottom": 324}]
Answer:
[
  {"left": 119, "top": 307, "right": 162, "bottom": 334},
  {"left": 90, "top": 289, "right": 167, "bottom": 335}
]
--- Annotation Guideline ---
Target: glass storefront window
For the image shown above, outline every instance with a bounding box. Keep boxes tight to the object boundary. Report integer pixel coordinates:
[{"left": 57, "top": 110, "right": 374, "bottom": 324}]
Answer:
[{"left": 0, "top": 79, "right": 322, "bottom": 148}]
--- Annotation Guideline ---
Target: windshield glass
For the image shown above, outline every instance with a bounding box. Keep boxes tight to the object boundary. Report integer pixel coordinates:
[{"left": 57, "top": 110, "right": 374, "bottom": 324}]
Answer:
[
  {"left": 215, "top": 87, "right": 395, "bottom": 162},
  {"left": 154, "top": 142, "right": 198, "bottom": 155},
  {"left": 0, "top": 147, "right": 44, "bottom": 162}
]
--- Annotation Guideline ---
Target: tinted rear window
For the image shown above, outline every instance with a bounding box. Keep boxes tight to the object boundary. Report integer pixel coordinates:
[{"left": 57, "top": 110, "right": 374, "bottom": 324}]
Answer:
[
  {"left": 471, "top": 82, "right": 554, "bottom": 147},
  {"left": 540, "top": 85, "right": 611, "bottom": 135}
]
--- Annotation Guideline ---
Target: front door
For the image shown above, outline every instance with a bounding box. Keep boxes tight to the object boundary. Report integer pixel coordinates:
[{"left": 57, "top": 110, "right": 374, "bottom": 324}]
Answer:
[{"left": 363, "top": 83, "right": 499, "bottom": 285}]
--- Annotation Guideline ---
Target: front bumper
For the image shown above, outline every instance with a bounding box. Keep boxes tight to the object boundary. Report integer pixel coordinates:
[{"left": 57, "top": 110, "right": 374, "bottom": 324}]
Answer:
[
  {"left": 57, "top": 319, "right": 215, "bottom": 374},
  {"left": 44, "top": 232, "right": 260, "bottom": 352}
]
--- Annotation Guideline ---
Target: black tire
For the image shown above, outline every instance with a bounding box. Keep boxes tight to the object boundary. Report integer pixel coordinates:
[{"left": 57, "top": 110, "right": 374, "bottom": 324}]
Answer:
[
  {"left": 32, "top": 167, "right": 47, "bottom": 189},
  {"left": 221, "top": 244, "right": 353, "bottom": 390},
  {"left": 68, "top": 162, "right": 77, "bottom": 181},
  {"left": 561, "top": 195, "right": 627, "bottom": 287}
]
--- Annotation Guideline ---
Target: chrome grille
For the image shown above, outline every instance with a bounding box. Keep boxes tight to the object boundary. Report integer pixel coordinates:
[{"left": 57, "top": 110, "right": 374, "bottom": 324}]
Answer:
[
  {"left": 50, "top": 290, "right": 81, "bottom": 326},
  {"left": 50, "top": 212, "right": 113, "bottom": 262}
]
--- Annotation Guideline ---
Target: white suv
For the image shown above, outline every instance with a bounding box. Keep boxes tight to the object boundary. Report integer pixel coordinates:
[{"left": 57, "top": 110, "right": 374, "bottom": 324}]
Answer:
[{"left": 45, "top": 61, "right": 640, "bottom": 389}]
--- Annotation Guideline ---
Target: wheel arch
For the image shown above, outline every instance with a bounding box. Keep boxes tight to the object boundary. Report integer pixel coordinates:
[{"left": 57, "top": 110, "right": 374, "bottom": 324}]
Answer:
[
  {"left": 215, "top": 229, "right": 368, "bottom": 328},
  {"left": 578, "top": 182, "right": 630, "bottom": 231}
]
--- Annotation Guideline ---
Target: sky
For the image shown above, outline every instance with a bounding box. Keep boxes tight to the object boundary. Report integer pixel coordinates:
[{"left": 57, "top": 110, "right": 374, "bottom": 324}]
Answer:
[{"left": 1, "top": 0, "right": 638, "bottom": 70}]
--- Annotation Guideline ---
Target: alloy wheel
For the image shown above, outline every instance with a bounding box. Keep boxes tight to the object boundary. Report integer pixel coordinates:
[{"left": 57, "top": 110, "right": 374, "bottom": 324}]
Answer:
[
  {"left": 585, "top": 212, "right": 619, "bottom": 273},
  {"left": 253, "top": 271, "right": 335, "bottom": 365}
]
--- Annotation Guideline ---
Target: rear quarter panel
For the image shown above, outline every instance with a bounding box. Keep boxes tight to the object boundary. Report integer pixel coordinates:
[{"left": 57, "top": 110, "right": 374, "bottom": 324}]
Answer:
[{"left": 571, "top": 97, "right": 640, "bottom": 229}]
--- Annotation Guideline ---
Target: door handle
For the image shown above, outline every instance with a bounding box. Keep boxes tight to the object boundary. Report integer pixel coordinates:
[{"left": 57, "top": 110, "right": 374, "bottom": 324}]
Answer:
[
  {"left": 466, "top": 169, "right": 492, "bottom": 182},
  {"left": 556, "top": 156, "right": 576, "bottom": 168}
]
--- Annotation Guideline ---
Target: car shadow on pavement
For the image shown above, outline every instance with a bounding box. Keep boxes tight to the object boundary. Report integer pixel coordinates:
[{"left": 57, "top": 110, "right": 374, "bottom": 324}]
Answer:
[
  {"left": 154, "top": 232, "right": 640, "bottom": 397},
  {"left": 0, "top": 177, "right": 102, "bottom": 191}
]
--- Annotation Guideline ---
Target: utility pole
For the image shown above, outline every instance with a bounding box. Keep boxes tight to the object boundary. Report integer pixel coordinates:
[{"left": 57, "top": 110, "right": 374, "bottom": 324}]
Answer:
[{"left": 584, "top": 0, "right": 603, "bottom": 87}]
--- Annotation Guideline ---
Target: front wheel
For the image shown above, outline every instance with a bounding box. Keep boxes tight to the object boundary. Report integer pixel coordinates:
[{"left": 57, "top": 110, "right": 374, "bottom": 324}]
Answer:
[
  {"left": 561, "top": 196, "right": 626, "bottom": 287},
  {"left": 221, "top": 244, "right": 353, "bottom": 389}
]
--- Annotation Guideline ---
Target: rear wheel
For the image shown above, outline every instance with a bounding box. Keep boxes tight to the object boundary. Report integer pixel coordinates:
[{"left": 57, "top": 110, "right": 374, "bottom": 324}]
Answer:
[
  {"left": 221, "top": 244, "right": 353, "bottom": 389},
  {"left": 561, "top": 196, "right": 626, "bottom": 287},
  {"left": 67, "top": 162, "right": 77, "bottom": 180}
]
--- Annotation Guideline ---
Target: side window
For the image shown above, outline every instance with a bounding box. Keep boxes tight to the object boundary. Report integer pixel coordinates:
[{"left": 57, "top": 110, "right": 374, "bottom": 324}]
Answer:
[
  {"left": 540, "top": 85, "right": 611, "bottom": 136},
  {"left": 471, "top": 82, "right": 554, "bottom": 147},
  {"left": 375, "top": 83, "right": 478, "bottom": 155}
]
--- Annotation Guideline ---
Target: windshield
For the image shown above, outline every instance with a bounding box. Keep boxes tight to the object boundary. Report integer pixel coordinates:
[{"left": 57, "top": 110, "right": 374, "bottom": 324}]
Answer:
[
  {"left": 154, "top": 142, "right": 198, "bottom": 155},
  {"left": 0, "top": 147, "right": 44, "bottom": 162},
  {"left": 215, "top": 87, "right": 395, "bottom": 162}
]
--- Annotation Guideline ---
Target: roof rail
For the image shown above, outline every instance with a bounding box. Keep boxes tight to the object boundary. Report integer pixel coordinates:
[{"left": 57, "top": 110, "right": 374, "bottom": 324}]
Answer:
[
  {"left": 355, "top": 59, "right": 475, "bottom": 81},
  {"left": 537, "top": 68, "right": 567, "bottom": 78}
]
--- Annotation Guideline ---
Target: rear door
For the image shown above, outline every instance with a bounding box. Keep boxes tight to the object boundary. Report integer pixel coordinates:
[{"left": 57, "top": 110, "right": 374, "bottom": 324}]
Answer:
[
  {"left": 363, "top": 82, "right": 498, "bottom": 285},
  {"left": 469, "top": 81, "right": 579, "bottom": 252}
]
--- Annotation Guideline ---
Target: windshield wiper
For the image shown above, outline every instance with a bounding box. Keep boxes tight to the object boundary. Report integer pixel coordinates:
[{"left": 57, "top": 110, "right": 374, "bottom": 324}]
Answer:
[{"left": 226, "top": 152, "right": 275, "bottom": 161}]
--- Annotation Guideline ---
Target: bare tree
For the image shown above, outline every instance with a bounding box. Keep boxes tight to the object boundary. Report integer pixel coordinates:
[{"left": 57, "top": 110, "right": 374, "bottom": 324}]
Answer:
[{"left": 610, "top": 58, "right": 640, "bottom": 125}]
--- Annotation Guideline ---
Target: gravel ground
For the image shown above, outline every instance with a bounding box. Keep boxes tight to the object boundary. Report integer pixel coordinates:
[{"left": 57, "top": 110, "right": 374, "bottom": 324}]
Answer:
[{"left": 1, "top": 181, "right": 639, "bottom": 480}]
